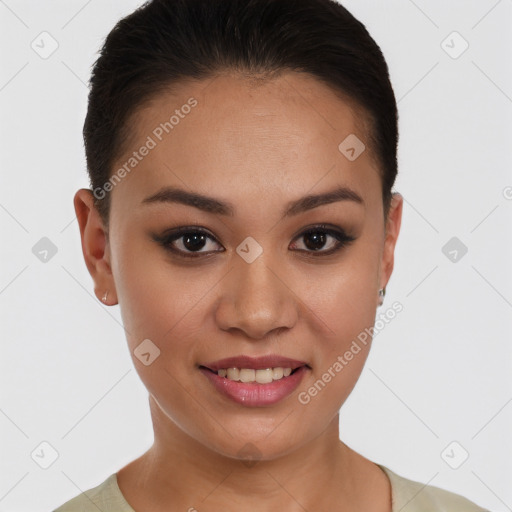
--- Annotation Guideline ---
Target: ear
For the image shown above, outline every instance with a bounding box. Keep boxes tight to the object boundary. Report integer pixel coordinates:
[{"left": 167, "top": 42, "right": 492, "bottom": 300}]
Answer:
[
  {"left": 74, "top": 189, "right": 117, "bottom": 305},
  {"left": 379, "top": 192, "right": 403, "bottom": 295}
]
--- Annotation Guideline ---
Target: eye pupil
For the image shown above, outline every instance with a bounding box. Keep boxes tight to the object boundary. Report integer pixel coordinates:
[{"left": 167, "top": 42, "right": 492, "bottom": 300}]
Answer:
[
  {"left": 183, "top": 233, "right": 207, "bottom": 251},
  {"left": 304, "top": 232, "right": 326, "bottom": 251}
]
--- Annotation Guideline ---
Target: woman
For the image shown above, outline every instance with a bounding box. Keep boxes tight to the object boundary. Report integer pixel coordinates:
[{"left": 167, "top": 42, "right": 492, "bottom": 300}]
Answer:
[{"left": 54, "top": 0, "right": 488, "bottom": 510}]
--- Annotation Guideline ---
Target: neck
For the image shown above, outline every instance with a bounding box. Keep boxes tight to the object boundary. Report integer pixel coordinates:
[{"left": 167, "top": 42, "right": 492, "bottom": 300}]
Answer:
[{"left": 119, "top": 395, "right": 370, "bottom": 511}]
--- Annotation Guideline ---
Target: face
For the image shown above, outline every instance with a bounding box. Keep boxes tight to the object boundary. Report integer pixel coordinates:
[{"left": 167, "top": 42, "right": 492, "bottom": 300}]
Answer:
[{"left": 76, "top": 71, "right": 402, "bottom": 462}]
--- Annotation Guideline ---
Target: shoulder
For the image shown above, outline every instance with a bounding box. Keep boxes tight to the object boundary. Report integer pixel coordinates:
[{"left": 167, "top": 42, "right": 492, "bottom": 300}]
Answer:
[
  {"left": 53, "top": 473, "right": 135, "bottom": 512},
  {"left": 377, "top": 464, "right": 489, "bottom": 512}
]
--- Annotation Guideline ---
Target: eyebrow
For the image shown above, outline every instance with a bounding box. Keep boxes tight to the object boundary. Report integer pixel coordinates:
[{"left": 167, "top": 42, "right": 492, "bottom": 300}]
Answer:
[{"left": 141, "top": 185, "right": 364, "bottom": 217}]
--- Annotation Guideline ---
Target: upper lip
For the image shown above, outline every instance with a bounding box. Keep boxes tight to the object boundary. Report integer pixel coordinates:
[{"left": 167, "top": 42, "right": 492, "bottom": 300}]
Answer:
[{"left": 200, "top": 355, "right": 310, "bottom": 372}]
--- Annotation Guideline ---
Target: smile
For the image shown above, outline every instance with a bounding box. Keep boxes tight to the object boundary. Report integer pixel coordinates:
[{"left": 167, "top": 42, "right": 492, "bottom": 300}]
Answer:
[
  {"left": 199, "top": 355, "right": 310, "bottom": 407},
  {"left": 216, "top": 367, "right": 293, "bottom": 383}
]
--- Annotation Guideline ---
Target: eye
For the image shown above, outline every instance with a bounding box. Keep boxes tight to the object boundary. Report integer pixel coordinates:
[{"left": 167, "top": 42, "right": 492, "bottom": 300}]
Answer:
[
  {"left": 154, "top": 227, "right": 223, "bottom": 258},
  {"left": 290, "top": 224, "right": 355, "bottom": 255},
  {"left": 153, "top": 223, "right": 355, "bottom": 259}
]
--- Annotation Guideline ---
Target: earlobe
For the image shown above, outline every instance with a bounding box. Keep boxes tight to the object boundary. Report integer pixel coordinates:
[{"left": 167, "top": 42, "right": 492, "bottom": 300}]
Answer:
[{"left": 73, "top": 189, "right": 118, "bottom": 305}]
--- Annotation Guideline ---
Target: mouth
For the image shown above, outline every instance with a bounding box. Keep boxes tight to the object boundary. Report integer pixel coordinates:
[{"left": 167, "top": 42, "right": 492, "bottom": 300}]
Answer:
[{"left": 199, "top": 355, "right": 311, "bottom": 407}]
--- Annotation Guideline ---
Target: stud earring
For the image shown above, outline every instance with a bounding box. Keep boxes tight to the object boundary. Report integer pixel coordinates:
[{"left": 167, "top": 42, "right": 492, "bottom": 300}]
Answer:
[
  {"left": 102, "top": 291, "right": 109, "bottom": 304},
  {"left": 378, "top": 287, "right": 386, "bottom": 306}
]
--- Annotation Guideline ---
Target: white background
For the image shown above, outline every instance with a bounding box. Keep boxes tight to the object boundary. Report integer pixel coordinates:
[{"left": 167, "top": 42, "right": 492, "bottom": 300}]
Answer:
[{"left": 1, "top": 1, "right": 511, "bottom": 510}]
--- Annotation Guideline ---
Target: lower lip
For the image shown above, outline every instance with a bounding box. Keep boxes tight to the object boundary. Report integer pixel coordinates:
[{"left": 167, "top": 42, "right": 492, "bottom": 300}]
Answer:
[{"left": 200, "top": 366, "right": 308, "bottom": 407}]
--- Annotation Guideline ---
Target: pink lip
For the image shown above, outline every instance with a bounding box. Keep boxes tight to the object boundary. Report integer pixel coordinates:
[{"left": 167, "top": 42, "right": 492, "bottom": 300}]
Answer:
[
  {"left": 200, "top": 365, "right": 309, "bottom": 407},
  {"left": 199, "top": 355, "right": 310, "bottom": 407}
]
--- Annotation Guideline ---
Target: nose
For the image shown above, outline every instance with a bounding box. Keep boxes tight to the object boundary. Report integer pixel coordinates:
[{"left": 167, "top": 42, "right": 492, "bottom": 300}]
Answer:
[{"left": 214, "top": 250, "right": 298, "bottom": 341}]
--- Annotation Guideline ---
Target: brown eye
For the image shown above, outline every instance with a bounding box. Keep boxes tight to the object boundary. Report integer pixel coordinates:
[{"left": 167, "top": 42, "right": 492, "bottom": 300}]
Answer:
[
  {"left": 290, "top": 225, "right": 355, "bottom": 255},
  {"left": 154, "top": 227, "right": 224, "bottom": 258},
  {"left": 153, "top": 223, "right": 355, "bottom": 260}
]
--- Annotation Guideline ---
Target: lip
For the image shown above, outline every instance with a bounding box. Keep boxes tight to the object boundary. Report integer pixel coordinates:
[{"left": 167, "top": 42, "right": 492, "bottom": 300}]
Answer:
[
  {"left": 200, "top": 365, "right": 309, "bottom": 407},
  {"left": 199, "top": 354, "right": 310, "bottom": 407}
]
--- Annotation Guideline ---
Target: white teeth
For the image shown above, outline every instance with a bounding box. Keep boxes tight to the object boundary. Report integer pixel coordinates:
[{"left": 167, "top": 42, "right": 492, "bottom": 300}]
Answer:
[
  {"left": 218, "top": 367, "right": 295, "bottom": 383},
  {"left": 255, "top": 368, "right": 273, "bottom": 384},
  {"left": 239, "top": 369, "right": 255, "bottom": 382},
  {"left": 273, "top": 367, "right": 284, "bottom": 380},
  {"left": 227, "top": 368, "right": 239, "bottom": 381}
]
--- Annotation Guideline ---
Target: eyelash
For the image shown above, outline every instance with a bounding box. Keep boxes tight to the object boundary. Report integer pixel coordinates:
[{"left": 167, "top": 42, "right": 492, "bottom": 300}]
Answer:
[{"left": 153, "top": 224, "right": 356, "bottom": 259}]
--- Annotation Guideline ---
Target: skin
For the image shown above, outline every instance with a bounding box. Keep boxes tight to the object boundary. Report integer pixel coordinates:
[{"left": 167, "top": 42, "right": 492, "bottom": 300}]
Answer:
[{"left": 75, "top": 70, "right": 403, "bottom": 511}]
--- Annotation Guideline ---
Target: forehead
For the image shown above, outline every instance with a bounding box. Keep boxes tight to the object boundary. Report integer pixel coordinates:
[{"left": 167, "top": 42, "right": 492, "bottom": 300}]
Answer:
[
  {"left": 110, "top": 71, "right": 380, "bottom": 214},
  {"left": 131, "top": 70, "right": 371, "bottom": 150}
]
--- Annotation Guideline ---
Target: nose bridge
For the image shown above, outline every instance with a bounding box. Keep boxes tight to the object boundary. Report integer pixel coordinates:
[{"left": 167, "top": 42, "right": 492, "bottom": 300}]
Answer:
[{"left": 215, "top": 244, "right": 297, "bottom": 339}]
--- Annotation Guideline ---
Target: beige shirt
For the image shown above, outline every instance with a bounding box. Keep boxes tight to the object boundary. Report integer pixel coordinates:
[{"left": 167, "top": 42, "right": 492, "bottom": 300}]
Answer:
[{"left": 53, "top": 464, "right": 489, "bottom": 511}]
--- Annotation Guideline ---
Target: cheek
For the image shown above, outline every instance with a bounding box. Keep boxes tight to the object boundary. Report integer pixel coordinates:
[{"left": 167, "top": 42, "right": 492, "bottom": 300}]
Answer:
[
  {"left": 112, "top": 251, "right": 214, "bottom": 422},
  {"left": 294, "top": 279, "right": 377, "bottom": 416},
  {"left": 304, "top": 241, "right": 380, "bottom": 336},
  {"left": 297, "top": 238, "right": 380, "bottom": 395},
  {"left": 112, "top": 231, "right": 220, "bottom": 365}
]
